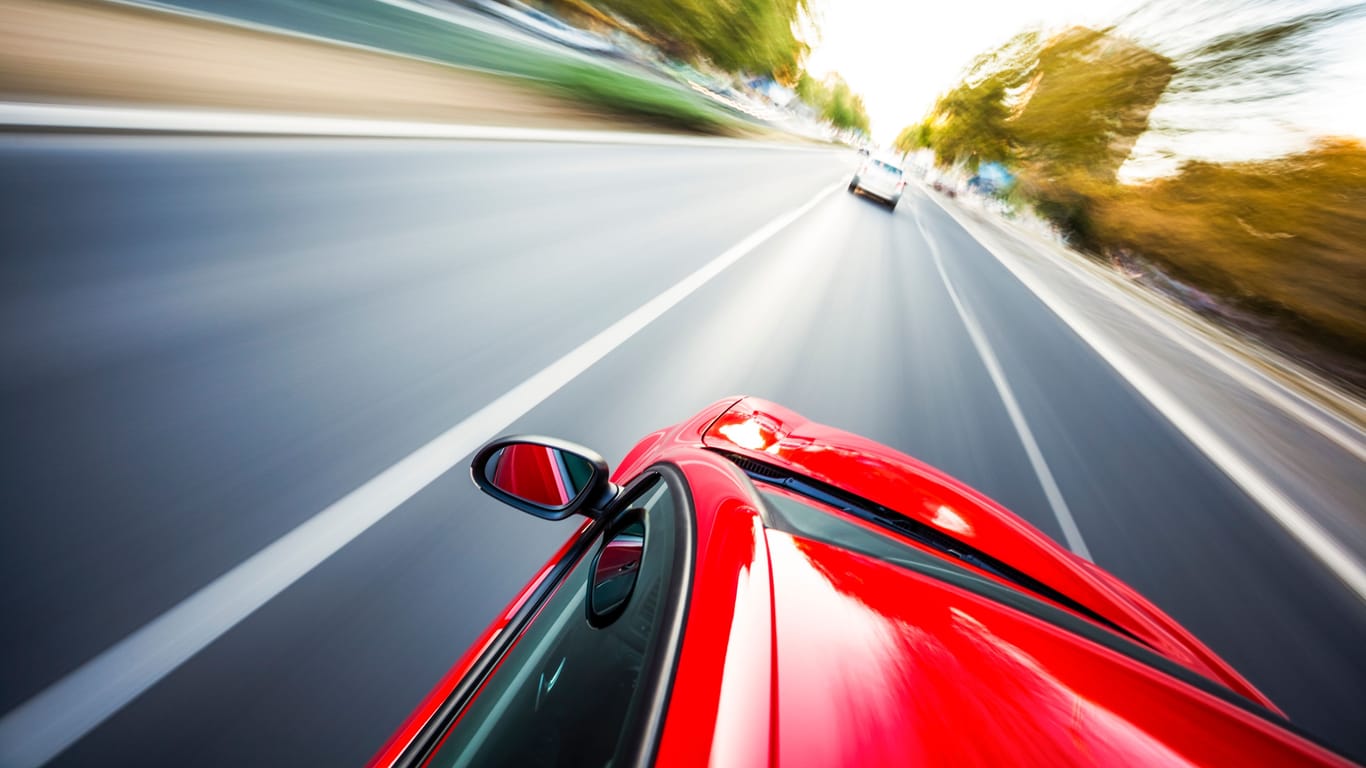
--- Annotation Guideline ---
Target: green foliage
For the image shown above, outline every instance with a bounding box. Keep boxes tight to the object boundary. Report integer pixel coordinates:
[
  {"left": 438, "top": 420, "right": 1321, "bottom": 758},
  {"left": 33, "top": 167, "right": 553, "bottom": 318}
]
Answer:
[
  {"left": 1090, "top": 139, "right": 1366, "bottom": 364},
  {"left": 1010, "top": 28, "right": 1173, "bottom": 179},
  {"left": 795, "top": 72, "right": 871, "bottom": 134},
  {"left": 919, "top": 22, "right": 1365, "bottom": 381},
  {"left": 918, "top": 31, "right": 1033, "bottom": 171},
  {"left": 547, "top": 61, "right": 733, "bottom": 131},
  {"left": 893, "top": 121, "right": 933, "bottom": 155},
  {"left": 927, "top": 78, "right": 1013, "bottom": 172},
  {"left": 827, "top": 77, "right": 870, "bottom": 134},
  {"left": 919, "top": 27, "right": 1172, "bottom": 177},
  {"left": 591, "top": 0, "right": 810, "bottom": 75}
]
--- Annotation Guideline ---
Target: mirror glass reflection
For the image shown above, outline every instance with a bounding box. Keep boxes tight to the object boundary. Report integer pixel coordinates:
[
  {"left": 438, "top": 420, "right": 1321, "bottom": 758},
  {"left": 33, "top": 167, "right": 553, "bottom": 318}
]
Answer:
[
  {"left": 483, "top": 443, "right": 597, "bottom": 509},
  {"left": 590, "top": 520, "right": 645, "bottom": 619}
]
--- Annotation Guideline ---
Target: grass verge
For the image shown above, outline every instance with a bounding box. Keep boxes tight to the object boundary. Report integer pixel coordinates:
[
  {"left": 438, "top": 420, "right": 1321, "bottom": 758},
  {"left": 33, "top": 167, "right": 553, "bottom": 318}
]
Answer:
[{"left": 542, "top": 62, "right": 732, "bottom": 132}]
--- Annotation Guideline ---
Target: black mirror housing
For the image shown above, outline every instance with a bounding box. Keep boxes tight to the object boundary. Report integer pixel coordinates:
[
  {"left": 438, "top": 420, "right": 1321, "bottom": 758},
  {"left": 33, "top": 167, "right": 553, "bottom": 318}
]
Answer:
[{"left": 470, "top": 435, "right": 615, "bottom": 520}]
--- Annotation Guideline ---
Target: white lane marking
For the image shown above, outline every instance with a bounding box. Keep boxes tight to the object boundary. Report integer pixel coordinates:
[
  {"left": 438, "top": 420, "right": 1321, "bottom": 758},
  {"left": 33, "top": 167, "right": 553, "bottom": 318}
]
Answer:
[
  {"left": 917, "top": 192, "right": 1366, "bottom": 604},
  {"left": 915, "top": 214, "right": 1094, "bottom": 561},
  {"left": 0, "top": 181, "right": 841, "bottom": 768},
  {"left": 0, "top": 103, "right": 823, "bottom": 150},
  {"left": 930, "top": 194, "right": 1366, "bottom": 461}
]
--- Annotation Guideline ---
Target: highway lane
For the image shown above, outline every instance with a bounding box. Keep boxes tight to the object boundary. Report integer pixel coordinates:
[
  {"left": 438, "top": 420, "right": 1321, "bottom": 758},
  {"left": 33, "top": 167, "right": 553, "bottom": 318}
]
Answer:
[{"left": 1, "top": 134, "right": 1363, "bottom": 765}]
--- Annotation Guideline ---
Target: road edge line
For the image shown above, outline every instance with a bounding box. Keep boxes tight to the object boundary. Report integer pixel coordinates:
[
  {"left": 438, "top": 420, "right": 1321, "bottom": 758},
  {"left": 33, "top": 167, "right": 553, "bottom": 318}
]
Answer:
[
  {"left": 0, "top": 102, "right": 834, "bottom": 149},
  {"left": 930, "top": 192, "right": 1366, "bottom": 458},
  {"left": 914, "top": 214, "right": 1094, "bottom": 561},
  {"left": 917, "top": 188, "right": 1366, "bottom": 604}
]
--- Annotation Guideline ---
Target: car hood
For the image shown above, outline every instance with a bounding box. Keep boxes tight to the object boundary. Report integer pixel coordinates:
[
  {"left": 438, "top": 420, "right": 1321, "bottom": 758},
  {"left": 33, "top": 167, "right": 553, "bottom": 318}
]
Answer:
[
  {"left": 699, "top": 397, "right": 1272, "bottom": 707},
  {"left": 766, "top": 529, "right": 1347, "bottom": 767}
]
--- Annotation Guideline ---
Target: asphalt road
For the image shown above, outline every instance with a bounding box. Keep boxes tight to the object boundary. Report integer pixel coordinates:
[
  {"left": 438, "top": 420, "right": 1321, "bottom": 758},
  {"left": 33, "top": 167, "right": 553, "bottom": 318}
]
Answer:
[{"left": 1, "top": 134, "right": 1364, "bottom": 766}]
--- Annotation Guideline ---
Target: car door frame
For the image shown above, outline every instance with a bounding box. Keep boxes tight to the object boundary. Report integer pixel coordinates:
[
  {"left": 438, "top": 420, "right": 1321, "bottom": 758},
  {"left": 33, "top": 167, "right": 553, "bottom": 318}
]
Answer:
[{"left": 377, "top": 465, "right": 695, "bottom": 768}]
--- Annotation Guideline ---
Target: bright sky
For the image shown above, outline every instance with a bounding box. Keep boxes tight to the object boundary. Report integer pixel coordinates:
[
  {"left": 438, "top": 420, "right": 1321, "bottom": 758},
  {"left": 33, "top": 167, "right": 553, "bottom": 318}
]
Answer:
[
  {"left": 802, "top": 0, "right": 1366, "bottom": 161},
  {"left": 802, "top": 0, "right": 1138, "bottom": 143}
]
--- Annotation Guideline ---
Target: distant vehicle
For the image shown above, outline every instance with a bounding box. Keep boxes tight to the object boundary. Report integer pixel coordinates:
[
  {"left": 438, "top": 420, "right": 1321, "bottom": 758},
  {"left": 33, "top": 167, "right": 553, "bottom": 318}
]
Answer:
[
  {"left": 470, "top": 0, "right": 615, "bottom": 55},
  {"left": 369, "top": 397, "right": 1353, "bottom": 768},
  {"left": 849, "top": 155, "right": 906, "bottom": 209},
  {"left": 856, "top": 146, "right": 871, "bottom": 156}
]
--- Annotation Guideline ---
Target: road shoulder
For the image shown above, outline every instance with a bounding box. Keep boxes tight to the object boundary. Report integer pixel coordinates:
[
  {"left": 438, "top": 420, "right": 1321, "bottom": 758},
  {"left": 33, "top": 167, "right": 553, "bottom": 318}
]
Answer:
[{"left": 914, "top": 182, "right": 1366, "bottom": 600}]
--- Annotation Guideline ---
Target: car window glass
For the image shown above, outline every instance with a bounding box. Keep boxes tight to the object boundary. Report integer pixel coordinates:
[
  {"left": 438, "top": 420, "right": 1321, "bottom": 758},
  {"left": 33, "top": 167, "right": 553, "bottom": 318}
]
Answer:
[{"left": 426, "top": 477, "right": 677, "bottom": 768}]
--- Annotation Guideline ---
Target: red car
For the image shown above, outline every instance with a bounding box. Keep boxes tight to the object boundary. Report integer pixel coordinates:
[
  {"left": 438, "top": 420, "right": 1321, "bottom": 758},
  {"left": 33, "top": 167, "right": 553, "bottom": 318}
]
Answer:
[{"left": 371, "top": 397, "right": 1352, "bottom": 767}]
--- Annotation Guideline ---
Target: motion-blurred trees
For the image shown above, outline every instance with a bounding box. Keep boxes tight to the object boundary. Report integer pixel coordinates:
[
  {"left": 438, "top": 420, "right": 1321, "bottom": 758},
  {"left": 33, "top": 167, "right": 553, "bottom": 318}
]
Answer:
[
  {"left": 590, "top": 0, "right": 810, "bottom": 75},
  {"left": 893, "top": 121, "right": 933, "bottom": 156},
  {"left": 1011, "top": 28, "right": 1174, "bottom": 180},
  {"left": 796, "top": 72, "right": 870, "bottom": 134},
  {"left": 555, "top": 0, "right": 872, "bottom": 133},
  {"left": 911, "top": 22, "right": 1366, "bottom": 383},
  {"left": 1089, "top": 139, "right": 1366, "bottom": 365},
  {"left": 925, "top": 77, "right": 1013, "bottom": 172},
  {"left": 914, "top": 27, "right": 1172, "bottom": 178}
]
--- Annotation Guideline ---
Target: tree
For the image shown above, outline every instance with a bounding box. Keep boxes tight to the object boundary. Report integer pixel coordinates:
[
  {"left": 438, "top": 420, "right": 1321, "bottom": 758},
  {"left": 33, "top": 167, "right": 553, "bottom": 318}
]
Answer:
[
  {"left": 795, "top": 71, "right": 827, "bottom": 109},
  {"left": 893, "top": 122, "right": 933, "bottom": 156},
  {"left": 795, "top": 72, "right": 871, "bottom": 135},
  {"left": 590, "top": 0, "right": 811, "bottom": 75},
  {"left": 908, "top": 15, "right": 1366, "bottom": 380},
  {"left": 926, "top": 78, "right": 1014, "bottom": 172},
  {"left": 1009, "top": 27, "right": 1173, "bottom": 181},
  {"left": 915, "top": 27, "right": 1172, "bottom": 179}
]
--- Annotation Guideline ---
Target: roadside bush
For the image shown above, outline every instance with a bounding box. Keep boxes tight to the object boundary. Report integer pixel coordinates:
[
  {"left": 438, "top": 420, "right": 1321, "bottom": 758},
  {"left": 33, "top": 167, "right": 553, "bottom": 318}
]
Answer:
[
  {"left": 546, "top": 63, "right": 733, "bottom": 132},
  {"left": 1089, "top": 139, "right": 1366, "bottom": 361}
]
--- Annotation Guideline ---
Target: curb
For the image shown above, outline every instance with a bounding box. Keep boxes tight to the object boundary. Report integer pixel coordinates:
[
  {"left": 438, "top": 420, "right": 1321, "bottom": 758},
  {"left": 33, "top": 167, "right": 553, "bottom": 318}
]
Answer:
[{"left": 0, "top": 102, "right": 837, "bottom": 150}]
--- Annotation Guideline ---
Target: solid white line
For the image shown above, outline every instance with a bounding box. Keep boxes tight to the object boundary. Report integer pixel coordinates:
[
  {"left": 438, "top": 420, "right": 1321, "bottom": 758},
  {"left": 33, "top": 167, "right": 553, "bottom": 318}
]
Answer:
[
  {"left": 0, "top": 181, "right": 840, "bottom": 768},
  {"left": 0, "top": 102, "right": 823, "bottom": 149},
  {"left": 914, "top": 214, "right": 1094, "bottom": 561},
  {"left": 918, "top": 191, "right": 1366, "bottom": 604},
  {"left": 943, "top": 199, "right": 1366, "bottom": 461}
]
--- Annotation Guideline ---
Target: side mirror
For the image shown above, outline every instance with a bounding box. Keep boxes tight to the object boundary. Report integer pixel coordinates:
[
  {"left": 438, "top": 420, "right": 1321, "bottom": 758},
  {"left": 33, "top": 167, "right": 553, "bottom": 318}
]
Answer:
[{"left": 471, "top": 436, "right": 614, "bottom": 520}]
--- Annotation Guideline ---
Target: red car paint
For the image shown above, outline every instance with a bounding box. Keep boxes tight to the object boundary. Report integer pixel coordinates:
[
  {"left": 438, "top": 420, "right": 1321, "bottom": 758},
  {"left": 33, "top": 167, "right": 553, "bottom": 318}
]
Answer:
[
  {"left": 490, "top": 443, "right": 573, "bottom": 507},
  {"left": 766, "top": 531, "right": 1338, "bottom": 767},
  {"left": 371, "top": 397, "right": 1352, "bottom": 768},
  {"left": 700, "top": 398, "right": 1271, "bottom": 707}
]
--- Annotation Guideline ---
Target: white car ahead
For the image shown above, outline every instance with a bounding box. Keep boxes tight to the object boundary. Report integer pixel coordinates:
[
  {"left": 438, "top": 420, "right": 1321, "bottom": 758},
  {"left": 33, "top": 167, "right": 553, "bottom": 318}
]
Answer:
[{"left": 849, "top": 156, "right": 906, "bottom": 209}]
